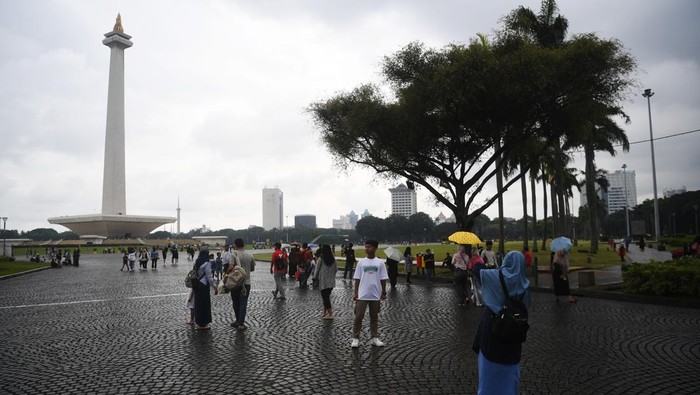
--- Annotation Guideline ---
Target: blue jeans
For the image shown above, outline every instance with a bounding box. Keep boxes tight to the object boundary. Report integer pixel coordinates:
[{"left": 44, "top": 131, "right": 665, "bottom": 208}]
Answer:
[
  {"left": 231, "top": 285, "right": 250, "bottom": 325},
  {"left": 426, "top": 267, "right": 434, "bottom": 282},
  {"left": 299, "top": 271, "right": 310, "bottom": 288}
]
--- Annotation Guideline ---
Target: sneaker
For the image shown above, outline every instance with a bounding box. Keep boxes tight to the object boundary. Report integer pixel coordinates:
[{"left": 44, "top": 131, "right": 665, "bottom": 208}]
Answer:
[
  {"left": 271, "top": 290, "right": 278, "bottom": 298},
  {"left": 370, "top": 337, "right": 385, "bottom": 347},
  {"left": 236, "top": 325, "right": 248, "bottom": 331},
  {"left": 350, "top": 338, "right": 360, "bottom": 348},
  {"left": 230, "top": 321, "right": 240, "bottom": 328}
]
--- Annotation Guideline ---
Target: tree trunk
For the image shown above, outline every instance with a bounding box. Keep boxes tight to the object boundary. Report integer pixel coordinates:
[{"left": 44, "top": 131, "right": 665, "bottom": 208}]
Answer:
[
  {"left": 551, "top": 181, "right": 558, "bottom": 236},
  {"left": 541, "top": 170, "right": 549, "bottom": 250},
  {"left": 530, "top": 173, "right": 538, "bottom": 252},
  {"left": 496, "top": 140, "right": 506, "bottom": 258},
  {"left": 585, "top": 144, "right": 599, "bottom": 253},
  {"left": 558, "top": 188, "right": 567, "bottom": 237},
  {"left": 521, "top": 164, "right": 529, "bottom": 250}
]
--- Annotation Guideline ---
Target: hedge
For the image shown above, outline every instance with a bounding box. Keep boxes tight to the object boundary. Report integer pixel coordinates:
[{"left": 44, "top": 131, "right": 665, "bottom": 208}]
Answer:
[{"left": 622, "top": 256, "right": 700, "bottom": 297}]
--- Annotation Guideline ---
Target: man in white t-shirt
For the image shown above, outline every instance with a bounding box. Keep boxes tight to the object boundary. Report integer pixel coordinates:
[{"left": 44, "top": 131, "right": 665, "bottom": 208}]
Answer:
[
  {"left": 480, "top": 240, "right": 498, "bottom": 268},
  {"left": 351, "top": 239, "right": 389, "bottom": 348}
]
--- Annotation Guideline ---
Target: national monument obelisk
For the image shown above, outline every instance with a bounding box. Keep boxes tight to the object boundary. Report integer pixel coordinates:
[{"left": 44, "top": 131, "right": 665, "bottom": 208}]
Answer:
[
  {"left": 49, "top": 15, "right": 175, "bottom": 238},
  {"left": 102, "top": 13, "right": 130, "bottom": 216}
]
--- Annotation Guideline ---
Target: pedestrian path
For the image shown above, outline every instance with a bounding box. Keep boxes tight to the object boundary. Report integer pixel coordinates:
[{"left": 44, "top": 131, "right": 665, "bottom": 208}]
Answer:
[{"left": 0, "top": 253, "right": 697, "bottom": 394}]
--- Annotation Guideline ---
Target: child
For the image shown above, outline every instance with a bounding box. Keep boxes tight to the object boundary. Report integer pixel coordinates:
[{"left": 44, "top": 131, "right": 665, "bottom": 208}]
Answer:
[
  {"left": 121, "top": 252, "right": 129, "bottom": 271},
  {"left": 215, "top": 252, "right": 223, "bottom": 281},
  {"left": 186, "top": 289, "right": 195, "bottom": 325}
]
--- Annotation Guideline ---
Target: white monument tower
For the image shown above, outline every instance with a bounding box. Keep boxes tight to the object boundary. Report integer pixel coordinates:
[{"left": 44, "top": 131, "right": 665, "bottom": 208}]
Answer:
[
  {"left": 102, "top": 14, "right": 131, "bottom": 215},
  {"left": 48, "top": 15, "right": 175, "bottom": 238}
]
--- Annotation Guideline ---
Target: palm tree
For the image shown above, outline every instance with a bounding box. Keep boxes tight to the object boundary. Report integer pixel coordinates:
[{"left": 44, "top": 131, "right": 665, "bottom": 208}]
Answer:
[
  {"left": 568, "top": 109, "right": 630, "bottom": 253},
  {"left": 504, "top": 0, "right": 569, "bottom": 248}
]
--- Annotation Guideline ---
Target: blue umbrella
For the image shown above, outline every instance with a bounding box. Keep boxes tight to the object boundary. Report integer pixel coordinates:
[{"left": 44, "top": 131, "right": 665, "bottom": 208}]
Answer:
[{"left": 550, "top": 236, "right": 573, "bottom": 252}]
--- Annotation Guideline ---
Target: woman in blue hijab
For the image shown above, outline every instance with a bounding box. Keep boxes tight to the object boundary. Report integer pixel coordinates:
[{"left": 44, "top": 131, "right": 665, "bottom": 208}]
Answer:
[
  {"left": 472, "top": 251, "right": 531, "bottom": 394},
  {"left": 193, "top": 248, "right": 218, "bottom": 330}
]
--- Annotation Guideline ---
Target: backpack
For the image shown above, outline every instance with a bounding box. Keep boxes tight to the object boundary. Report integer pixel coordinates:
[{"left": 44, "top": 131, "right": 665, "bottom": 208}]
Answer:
[
  {"left": 185, "top": 268, "right": 199, "bottom": 288},
  {"left": 274, "top": 255, "right": 286, "bottom": 270},
  {"left": 224, "top": 265, "right": 247, "bottom": 292},
  {"left": 491, "top": 271, "right": 530, "bottom": 343}
]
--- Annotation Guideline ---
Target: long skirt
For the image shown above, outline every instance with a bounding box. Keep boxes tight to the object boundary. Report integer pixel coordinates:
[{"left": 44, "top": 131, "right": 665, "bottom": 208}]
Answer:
[
  {"left": 477, "top": 351, "right": 519, "bottom": 394},
  {"left": 194, "top": 282, "right": 212, "bottom": 326},
  {"left": 552, "top": 263, "right": 571, "bottom": 296}
]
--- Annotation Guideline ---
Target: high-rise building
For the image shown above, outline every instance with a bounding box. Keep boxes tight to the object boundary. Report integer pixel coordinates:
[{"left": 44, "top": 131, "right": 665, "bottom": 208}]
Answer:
[
  {"left": 262, "top": 187, "right": 283, "bottom": 230},
  {"left": 294, "top": 214, "right": 317, "bottom": 229},
  {"left": 389, "top": 183, "right": 417, "bottom": 218},
  {"left": 664, "top": 186, "right": 686, "bottom": 198},
  {"left": 607, "top": 170, "right": 637, "bottom": 213}
]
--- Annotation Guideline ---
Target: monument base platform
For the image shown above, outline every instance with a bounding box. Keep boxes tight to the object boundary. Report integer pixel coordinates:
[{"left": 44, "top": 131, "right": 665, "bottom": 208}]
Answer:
[{"left": 48, "top": 214, "right": 176, "bottom": 238}]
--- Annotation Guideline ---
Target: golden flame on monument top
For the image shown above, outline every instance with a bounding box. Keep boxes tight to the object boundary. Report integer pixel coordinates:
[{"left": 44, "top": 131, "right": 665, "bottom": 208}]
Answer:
[{"left": 113, "top": 13, "right": 124, "bottom": 33}]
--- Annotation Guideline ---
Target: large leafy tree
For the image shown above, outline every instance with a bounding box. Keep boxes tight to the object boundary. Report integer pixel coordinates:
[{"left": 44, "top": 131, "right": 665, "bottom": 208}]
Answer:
[{"left": 310, "top": 40, "right": 560, "bottom": 231}]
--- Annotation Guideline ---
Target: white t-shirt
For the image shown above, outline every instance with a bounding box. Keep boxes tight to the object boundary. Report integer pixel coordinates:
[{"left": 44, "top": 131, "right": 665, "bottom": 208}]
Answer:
[{"left": 353, "top": 257, "right": 389, "bottom": 301}]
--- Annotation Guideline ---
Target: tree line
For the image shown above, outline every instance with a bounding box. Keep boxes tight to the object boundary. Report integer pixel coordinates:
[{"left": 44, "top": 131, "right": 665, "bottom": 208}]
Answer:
[{"left": 308, "top": 0, "right": 637, "bottom": 255}]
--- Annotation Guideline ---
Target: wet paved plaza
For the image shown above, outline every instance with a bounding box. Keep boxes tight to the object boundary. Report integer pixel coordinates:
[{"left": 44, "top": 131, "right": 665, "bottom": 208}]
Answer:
[{"left": 1, "top": 254, "right": 699, "bottom": 394}]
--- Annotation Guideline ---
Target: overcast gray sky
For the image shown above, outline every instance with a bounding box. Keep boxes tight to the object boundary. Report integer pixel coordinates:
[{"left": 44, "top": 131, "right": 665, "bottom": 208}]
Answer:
[{"left": 1, "top": 0, "right": 699, "bottom": 233}]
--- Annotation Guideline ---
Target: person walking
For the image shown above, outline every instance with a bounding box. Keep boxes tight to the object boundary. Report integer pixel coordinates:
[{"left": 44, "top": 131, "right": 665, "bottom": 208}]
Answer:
[
  {"left": 343, "top": 243, "right": 356, "bottom": 280},
  {"left": 416, "top": 253, "right": 424, "bottom": 276},
  {"left": 171, "top": 245, "right": 179, "bottom": 265},
  {"left": 139, "top": 248, "right": 149, "bottom": 270},
  {"left": 150, "top": 246, "right": 159, "bottom": 269},
  {"left": 424, "top": 249, "right": 435, "bottom": 283},
  {"left": 403, "top": 247, "right": 414, "bottom": 284},
  {"left": 452, "top": 245, "right": 471, "bottom": 307},
  {"left": 222, "top": 245, "right": 233, "bottom": 273},
  {"left": 270, "top": 242, "right": 288, "bottom": 300},
  {"left": 72, "top": 248, "right": 80, "bottom": 267},
  {"left": 121, "top": 251, "right": 129, "bottom": 271},
  {"left": 298, "top": 243, "right": 313, "bottom": 289},
  {"left": 386, "top": 257, "right": 399, "bottom": 289},
  {"left": 468, "top": 248, "right": 486, "bottom": 307},
  {"left": 551, "top": 250, "right": 576, "bottom": 303},
  {"left": 480, "top": 240, "right": 497, "bottom": 268},
  {"left": 128, "top": 247, "right": 137, "bottom": 272},
  {"left": 472, "top": 251, "right": 531, "bottom": 394},
  {"left": 351, "top": 239, "right": 388, "bottom": 348},
  {"left": 313, "top": 245, "right": 338, "bottom": 319},
  {"left": 162, "top": 245, "right": 168, "bottom": 265},
  {"left": 193, "top": 249, "right": 218, "bottom": 330},
  {"left": 228, "top": 238, "right": 254, "bottom": 331}
]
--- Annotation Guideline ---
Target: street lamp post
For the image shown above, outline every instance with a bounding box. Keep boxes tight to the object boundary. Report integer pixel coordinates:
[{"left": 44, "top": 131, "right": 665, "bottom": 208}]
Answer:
[
  {"left": 1, "top": 217, "right": 7, "bottom": 257},
  {"left": 622, "top": 164, "right": 630, "bottom": 237},
  {"left": 642, "top": 88, "right": 660, "bottom": 242}
]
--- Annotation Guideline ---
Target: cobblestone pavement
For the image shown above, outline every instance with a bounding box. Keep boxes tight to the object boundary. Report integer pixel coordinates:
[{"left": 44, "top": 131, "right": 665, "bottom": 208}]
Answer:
[{"left": 1, "top": 254, "right": 698, "bottom": 394}]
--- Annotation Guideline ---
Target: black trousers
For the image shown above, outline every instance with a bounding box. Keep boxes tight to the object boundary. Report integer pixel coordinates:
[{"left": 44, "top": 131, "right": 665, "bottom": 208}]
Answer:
[{"left": 321, "top": 288, "right": 333, "bottom": 309}]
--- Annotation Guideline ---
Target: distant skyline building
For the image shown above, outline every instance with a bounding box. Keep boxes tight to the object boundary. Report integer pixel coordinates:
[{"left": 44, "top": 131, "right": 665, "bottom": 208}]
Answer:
[
  {"left": 389, "top": 183, "right": 417, "bottom": 218},
  {"left": 294, "top": 214, "right": 317, "bottom": 229},
  {"left": 607, "top": 169, "right": 638, "bottom": 213},
  {"left": 348, "top": 211, "right": 359, "bottom": 227},
  {"left": 332, "top": 214, "right": 353, "bottom": 230},
  {"left": 360, "top": 209, "right": 371, "bottom": 218},
  {"left": 262, "top": 187, "right": 283, "bottom": 230},
  {"left": 580, "top": 169, "right": 638, "bottom": 214}
]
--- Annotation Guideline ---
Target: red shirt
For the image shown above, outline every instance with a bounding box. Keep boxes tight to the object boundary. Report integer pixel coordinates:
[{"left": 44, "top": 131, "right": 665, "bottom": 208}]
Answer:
[
  {"left": 523, "top": 251, "right": 533, "bottom": 267},
  {"left": 271, "top": 249, "right": 288, "bottom": 273}
]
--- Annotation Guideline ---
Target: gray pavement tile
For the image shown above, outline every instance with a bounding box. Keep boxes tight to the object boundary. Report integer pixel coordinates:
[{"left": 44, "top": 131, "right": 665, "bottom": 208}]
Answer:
[{"left": 0, "top": 253, "right": 699, "bottom": 394}]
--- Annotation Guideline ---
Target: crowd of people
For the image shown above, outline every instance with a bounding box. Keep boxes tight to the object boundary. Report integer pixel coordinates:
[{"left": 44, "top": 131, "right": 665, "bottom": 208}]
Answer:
[{"left": 30, "top": 247, "right": 81, "bottom": 267}]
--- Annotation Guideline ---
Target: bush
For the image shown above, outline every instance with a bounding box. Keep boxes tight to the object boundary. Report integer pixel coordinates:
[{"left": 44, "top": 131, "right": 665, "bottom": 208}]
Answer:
[{"left": 622, "top": 256, "right": 700, "bottom": 297}]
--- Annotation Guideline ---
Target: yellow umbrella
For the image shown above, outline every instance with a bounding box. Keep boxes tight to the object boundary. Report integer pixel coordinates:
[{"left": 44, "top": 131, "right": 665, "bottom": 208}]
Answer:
[{"left": 448, "top": 231, "right": 482, "bottom": 245}]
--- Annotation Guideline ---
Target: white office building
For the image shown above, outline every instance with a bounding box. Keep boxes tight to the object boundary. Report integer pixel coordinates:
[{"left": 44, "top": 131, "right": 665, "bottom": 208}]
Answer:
[
  {"left": 389, "top": 183, "right": 417, "bottom": 218},
  {"left": 262, "top": 187, "right": 284, "bottom": 230},
  {"left": 606, "top": 170, "right": 637, "bottom": 213}
]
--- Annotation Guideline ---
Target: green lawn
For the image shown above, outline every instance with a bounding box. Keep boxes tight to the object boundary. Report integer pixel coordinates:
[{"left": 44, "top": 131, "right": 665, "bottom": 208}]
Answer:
[
  {"left": 0, "top": 261, "right": 49, "bottom": 276},
  {"left": 253, "top": 240, "right": 623, "bottom": 272}
]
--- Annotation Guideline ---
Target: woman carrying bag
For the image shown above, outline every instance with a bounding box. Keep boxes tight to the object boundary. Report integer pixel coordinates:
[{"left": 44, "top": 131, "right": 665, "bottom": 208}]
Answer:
[
  {"left": 193, "top": 249, "right": 218, "bottom": 330},
  {"left": 313, "top": 245, "right": 338, "bottom": 319}
]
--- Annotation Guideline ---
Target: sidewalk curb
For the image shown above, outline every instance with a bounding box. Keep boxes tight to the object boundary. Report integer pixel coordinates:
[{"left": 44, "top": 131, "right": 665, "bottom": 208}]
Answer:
[{"left": 0, "top": 266, "right": 51, "bottom": 281}]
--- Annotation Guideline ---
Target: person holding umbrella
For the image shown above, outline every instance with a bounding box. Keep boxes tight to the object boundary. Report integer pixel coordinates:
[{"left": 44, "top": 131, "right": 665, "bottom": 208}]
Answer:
[
  {"left": 550, "top": 237, "right": 576, "bottom": 304},
  {"left": 383, "top": 247, "right": 402, "bottom": 289}
]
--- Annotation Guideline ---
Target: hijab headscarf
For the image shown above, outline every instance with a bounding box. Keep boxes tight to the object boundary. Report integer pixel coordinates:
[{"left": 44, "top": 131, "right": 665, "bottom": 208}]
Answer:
[
  {"left": 480, "top": 251, "right": 531, "bottom": 314},
  {"left": 552, "top": 249, "right": 569, "bottom": 273},
  {"left": 195, "top": 249, "right": 209, "bottom": 268}
]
